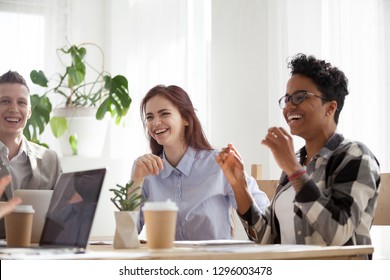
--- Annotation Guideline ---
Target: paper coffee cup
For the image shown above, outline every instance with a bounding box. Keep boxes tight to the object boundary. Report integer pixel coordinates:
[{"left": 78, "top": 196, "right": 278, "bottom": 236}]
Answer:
[
  {"left": 5, "top": 205, "right": 35, "bottom": 247},
  {"left": 143, "top": 200, "right": 178, "bottom": 249}
]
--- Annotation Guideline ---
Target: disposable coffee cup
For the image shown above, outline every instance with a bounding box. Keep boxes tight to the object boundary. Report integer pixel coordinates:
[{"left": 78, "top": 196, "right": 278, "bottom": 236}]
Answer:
[
  {"left": 5, "top": 205, "right": 35, "bottom": 247},
  {"left": 143, "top": 200, "right": 178, "bottom": 249}
]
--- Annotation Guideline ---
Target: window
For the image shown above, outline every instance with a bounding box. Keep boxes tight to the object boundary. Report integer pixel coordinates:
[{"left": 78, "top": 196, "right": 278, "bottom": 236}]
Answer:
[{"left": 0, "top": 0, "right": 68, "bottom": 90}]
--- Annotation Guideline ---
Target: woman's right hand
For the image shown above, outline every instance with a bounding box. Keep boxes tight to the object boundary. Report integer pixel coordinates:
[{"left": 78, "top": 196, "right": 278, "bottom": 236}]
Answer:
[{"left": 131, "top": 154, "right": 164, "bottom": 184}]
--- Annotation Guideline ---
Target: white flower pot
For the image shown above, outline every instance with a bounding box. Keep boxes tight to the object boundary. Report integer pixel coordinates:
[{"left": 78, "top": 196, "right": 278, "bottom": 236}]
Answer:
[
  {"left": 53, "top": 107, "right": 108, "bottom": 158},
  {"left": 113, "top": 211, "right": 140, "bottom": 249}
]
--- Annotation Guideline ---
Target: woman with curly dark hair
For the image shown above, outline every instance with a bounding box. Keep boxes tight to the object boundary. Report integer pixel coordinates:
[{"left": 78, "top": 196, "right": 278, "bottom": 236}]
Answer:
[{"left": 216, "top": 54, "right": 380, "bottom": 256}]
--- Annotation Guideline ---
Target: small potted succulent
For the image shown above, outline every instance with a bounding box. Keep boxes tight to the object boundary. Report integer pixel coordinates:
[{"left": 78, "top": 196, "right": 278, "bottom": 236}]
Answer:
[{"left": 109, "top": 181, "right": 146, "bottom": 249}]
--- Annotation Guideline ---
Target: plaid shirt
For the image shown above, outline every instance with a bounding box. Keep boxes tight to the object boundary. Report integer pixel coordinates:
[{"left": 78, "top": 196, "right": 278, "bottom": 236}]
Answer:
[{"left": 239, "top": 133, "right": 381, "bottom": 247}]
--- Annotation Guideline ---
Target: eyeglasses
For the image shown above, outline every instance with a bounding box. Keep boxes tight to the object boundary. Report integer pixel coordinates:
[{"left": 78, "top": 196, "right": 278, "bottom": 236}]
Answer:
[{"left": 278, "top": 90, "right": 328, "bottom": 109}]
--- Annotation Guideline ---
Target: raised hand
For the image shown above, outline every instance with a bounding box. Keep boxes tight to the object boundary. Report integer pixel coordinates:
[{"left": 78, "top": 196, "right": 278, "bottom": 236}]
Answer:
[
  {"left": 215, "top": 144, "right": 253, "bottom": 214},
  {"left": 215, "top": 144, "right": 246, "bottom": 187},
  {"left": 131, "top": 154, "right": 164, "bottom": 185},
  {"left": 261, "top": 127, "right": 302, "bottom": 176}
]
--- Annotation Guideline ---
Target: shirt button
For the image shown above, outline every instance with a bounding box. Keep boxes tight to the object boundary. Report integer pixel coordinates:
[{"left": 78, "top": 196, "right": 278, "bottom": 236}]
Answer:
[{"left": 297, "top": 230, "right": 302, "bottom": 235}]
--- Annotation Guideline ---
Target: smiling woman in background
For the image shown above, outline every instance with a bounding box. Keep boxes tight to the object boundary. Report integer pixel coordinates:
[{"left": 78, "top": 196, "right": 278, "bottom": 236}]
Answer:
[
  {"left": 130, "top": 85, "right": 269, "bottom": 240},
  {"left": 216, "top": 54, "right": 380, "bottom": 256}
]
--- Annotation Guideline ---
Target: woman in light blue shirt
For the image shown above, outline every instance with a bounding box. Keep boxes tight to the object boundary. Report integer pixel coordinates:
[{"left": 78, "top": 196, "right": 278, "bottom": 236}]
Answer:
[{"left": 132, "top": 85, "right": 269, "bottom": 240}]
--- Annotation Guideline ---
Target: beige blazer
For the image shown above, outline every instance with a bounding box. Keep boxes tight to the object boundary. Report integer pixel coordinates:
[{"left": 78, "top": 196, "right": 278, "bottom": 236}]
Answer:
[{"left": 0, "top": 140, "right": 62, "bottom": 238}]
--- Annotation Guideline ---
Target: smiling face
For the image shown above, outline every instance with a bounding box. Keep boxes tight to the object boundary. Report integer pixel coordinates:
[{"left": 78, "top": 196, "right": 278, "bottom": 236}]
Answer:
[
  {"left": 0, "top": 83, "right": 31, "bottom": 141},
  {"left": 144, "top": 95, "right": 189, "bottom": 149},
  {"left": 284, "top": 74, "right": 337, "bottom": 141}
]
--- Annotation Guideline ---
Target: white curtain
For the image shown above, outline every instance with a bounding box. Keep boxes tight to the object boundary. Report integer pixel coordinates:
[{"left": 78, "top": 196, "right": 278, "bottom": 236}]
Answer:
[
  {"left": 108, "top": 0, "right": 211, "bottom": 161},
  {"left": 0, "top": 0, "right": 68, "bottom": 84},
  {"left": 109, "top": 0, "right": 389, "bottom": 175},
  {"left": 323, "top": 0, "right": 388, "bottom": 172},
  {"left": 269, "top": 0, "right": 389, "bottom": 173},
  {"left": 1, "top": 0, "right": 388, "bottom": 174}
]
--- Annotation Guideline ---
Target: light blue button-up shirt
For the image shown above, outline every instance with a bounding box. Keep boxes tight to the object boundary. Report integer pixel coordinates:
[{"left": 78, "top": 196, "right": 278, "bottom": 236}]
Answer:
[{"left": 137, "top": 146, "right": 269, "bottom": 240}]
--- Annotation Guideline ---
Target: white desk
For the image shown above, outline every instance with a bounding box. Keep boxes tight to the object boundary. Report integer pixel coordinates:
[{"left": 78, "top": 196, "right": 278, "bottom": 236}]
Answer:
[
  {"left": 84, "top": 243, "right": 372, "bottom": 260},
  {"left": 0, "top": 238, "right": 374, "bottom": 260}
]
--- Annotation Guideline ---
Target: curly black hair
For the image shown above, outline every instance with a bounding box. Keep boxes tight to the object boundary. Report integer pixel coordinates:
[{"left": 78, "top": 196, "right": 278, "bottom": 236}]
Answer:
[{"left": 288, "top": 53, "right": 349, "bottom": 124}]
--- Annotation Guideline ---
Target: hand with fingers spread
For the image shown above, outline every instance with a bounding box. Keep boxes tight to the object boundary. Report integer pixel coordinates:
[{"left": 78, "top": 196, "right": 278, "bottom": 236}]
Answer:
[
  {"left": 131, "top": 154, "right": 164, "bottom": 185},
  {"left": 0, "top": 176, "right": 21, "bottom": 218},
  {"left": 261, "top": 127, "right": 302, "bottom": 176}
]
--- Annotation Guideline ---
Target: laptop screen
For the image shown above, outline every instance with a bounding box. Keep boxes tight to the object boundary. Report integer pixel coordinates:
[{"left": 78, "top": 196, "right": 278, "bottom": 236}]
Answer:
[{"left": 39, "top": 168, "right": 106, "bottom": 248}]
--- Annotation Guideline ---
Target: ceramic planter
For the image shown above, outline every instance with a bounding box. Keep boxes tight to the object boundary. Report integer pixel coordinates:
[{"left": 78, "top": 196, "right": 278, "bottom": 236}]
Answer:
[
  {"left": 53, "top": 107, "right": 108, "bottom": 157},
  {"left": 113, "top": 211, "right": 140, "bottom": 249}
]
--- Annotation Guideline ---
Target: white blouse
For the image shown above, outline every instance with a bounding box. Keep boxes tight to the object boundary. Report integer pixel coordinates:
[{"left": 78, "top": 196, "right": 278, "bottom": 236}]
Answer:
[{"left": 274, "top": 185, "right": 296, "bottom": 244}]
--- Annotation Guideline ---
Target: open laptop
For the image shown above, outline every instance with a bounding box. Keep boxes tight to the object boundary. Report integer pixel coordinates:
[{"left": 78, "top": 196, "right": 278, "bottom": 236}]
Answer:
[
  {"left": 12, "top": 189, "right": 53, "bottom": 243},
  {"left": 0, "top": 168, "right": 106, "bottom": 257}
]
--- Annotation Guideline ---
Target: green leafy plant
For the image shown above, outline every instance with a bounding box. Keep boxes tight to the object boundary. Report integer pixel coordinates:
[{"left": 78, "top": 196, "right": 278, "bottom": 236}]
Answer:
[
  {"left": 109, "top": 181, "right": 146, "bottom": 211},
  {"left": 24, "top": 42, "right": 132, "bottom": 152}
]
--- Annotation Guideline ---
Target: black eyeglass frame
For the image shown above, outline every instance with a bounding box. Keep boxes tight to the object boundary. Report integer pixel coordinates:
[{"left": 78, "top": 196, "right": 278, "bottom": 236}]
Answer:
[{"left": 278, "top": 90, "right": 328, "bottom": 109}]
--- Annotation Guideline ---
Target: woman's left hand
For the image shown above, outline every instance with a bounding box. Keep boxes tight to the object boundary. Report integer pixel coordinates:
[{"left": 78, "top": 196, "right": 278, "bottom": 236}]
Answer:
[
  {"left": 215, "top": 143, "right": 246, "bottom": 187},
  {"left": 216, "top": 144, "right": 254, "bottom": 214}
]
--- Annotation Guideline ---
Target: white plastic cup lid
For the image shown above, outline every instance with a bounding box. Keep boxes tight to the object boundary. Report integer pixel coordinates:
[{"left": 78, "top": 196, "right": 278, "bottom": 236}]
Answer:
[
  {"left": 143, "top": 199, "right": 178, "bottom": 211},
  {"left": 13, "top": 205, "right": 35, "bottom": 214}
]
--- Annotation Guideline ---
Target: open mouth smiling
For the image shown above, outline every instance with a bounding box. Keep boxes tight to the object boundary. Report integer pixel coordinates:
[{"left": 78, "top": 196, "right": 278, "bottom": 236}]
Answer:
[
  {"left": 5, "top": 117, "right": 21, "bottom": 123},
  {"left": 154, "top": 128, "right": 168, "bottom": 136},
  {"left": 287, "top": 114, "right": 302, "bottom": 124}
]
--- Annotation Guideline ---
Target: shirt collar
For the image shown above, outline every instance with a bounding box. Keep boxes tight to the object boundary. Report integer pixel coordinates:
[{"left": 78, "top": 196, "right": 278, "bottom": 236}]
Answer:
[
  {"left": 0, "top": 137, "right": 28, "bottom": 161},
  {"left": 18, "top": 138, "right": 28, "bottom": 158},
  {"left": 160, "top": 146, "right": 197, "bottom": 178},
  {"left": 0, "top": 141, "right": 7, "bottom": 161},
  {"left": 298, "top": 132, "right": 345, "bottom": 164},
  {"left": 0, "top": 141, "right": 6, "bottom": 152}
]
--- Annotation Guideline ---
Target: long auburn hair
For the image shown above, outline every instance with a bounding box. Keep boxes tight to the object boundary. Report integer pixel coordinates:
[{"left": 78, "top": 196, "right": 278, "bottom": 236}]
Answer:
[{"left": 140, "top": 85, "right": 212, "bottom": 155}]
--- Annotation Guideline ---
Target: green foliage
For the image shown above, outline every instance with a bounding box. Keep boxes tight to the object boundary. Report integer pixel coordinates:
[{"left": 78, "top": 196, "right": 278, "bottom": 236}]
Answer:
[
  {"left": 23, "top": 94, "right": 51, "bottom": 147},
  {"left": 49, "top": 116, "right": 68, "bottom": 138},
  {"left": 69, "top": 134, "right": 78, "bottom": 155},
  {"left": 109, "top": 181, "right": 146, "bottom": 211},
  {"left": 24, "top": 42, "right": 132, "bottom": 150}
]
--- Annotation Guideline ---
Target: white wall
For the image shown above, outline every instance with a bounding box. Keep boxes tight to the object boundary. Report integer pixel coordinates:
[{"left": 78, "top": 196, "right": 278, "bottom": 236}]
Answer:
[
  {"left": 384, "top": 0, "right": 390, "bottom": 172},
  {"left": 210, "top": 0, "right": 277, "bottom": 178},
  {"left": 60, "top": 0, "right": 136, "bottom": 237},
  {"left": 68, "top": 0, "right": 107, "bottom": 47}
]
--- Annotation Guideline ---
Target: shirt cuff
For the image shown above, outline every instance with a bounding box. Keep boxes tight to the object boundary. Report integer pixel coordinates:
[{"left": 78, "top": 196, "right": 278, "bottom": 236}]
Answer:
[{"left": 238, "top": 205, "right": 256, "bottom": 226}]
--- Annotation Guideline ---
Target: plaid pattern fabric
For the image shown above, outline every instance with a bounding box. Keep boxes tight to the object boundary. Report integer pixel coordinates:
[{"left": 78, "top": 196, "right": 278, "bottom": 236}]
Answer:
[{"left": 239, "top": 133, "right": 381, "bottom": 246}]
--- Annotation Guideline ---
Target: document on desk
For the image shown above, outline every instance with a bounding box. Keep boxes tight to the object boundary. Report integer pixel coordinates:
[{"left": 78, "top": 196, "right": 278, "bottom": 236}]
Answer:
[
  {"left": 0, "top": 248, "right": 152, "bottom": 260},
  {"left": 174, "top": 239, "right": 255, "bottom": 247},
  {"left": 202, "top": 244, "right": 323, "bottom": 253}
]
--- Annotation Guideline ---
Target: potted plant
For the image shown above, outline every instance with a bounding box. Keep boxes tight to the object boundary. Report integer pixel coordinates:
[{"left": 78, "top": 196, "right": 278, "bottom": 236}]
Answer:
[
  {"left": 109, "top": 181, "right": 146, "bottom": 249},
  {"left": 23, "top": 42, "right": 131, "bottom": 156}
]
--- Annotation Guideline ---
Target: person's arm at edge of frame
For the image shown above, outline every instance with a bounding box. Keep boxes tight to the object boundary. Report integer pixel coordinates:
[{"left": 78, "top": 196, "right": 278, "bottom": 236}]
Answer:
[{"left": 0, "top": 176, "right": 21, "bottom": 218}]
